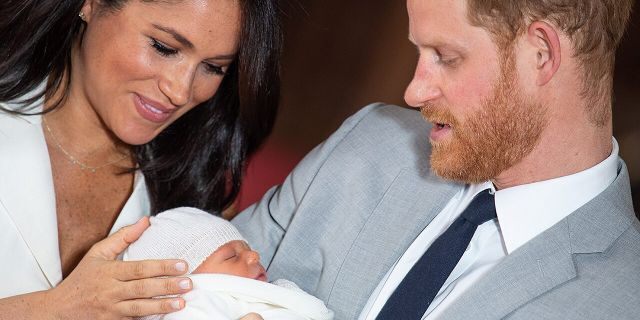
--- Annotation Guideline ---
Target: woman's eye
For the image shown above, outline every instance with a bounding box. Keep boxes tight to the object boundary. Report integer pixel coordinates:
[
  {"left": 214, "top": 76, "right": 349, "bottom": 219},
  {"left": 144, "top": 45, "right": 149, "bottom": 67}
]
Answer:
[
  {"left": 150, "top": 38, "right": 178, "bottom": 57},
  {"left": 204, "top": 63, "right": 226, "bottom": 76}
]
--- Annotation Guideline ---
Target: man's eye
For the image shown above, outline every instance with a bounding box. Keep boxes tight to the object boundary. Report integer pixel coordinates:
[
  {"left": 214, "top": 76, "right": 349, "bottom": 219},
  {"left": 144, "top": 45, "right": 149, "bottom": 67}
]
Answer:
[
  {"left": 435, "top": 50, "right": 459, "bottom": 67},
  {"left": 440, "top": 58, "right": 458, "bottom": 66},
  {"left": 150, "top": 38, "right": 178, "bottom": 57}
]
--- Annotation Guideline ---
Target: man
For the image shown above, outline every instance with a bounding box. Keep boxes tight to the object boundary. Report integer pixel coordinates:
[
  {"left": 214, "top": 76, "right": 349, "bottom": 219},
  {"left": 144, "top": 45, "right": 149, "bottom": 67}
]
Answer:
[{"left": 233, "top": 0, "right": 639, "bottom": 319}]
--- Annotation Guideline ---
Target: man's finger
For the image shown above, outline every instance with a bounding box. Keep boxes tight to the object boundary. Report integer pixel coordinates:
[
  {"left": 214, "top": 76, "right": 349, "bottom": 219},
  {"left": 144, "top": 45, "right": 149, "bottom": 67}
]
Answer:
[
  {"left": 88, "top": 217, "right": 150, "bottom": 260},
  {"left": 114, "top": 260, "right": 189, "bottom": 281}
]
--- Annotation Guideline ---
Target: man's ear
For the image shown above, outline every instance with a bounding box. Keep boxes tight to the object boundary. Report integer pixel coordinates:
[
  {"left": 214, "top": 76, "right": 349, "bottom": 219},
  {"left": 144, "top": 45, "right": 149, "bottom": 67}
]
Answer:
[{"left": 526, "top": 21, "right": 561, "bottom": 86}]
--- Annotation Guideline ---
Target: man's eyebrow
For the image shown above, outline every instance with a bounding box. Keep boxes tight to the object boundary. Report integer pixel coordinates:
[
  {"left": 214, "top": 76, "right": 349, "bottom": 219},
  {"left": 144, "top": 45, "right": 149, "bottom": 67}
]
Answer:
[
  {"left": 409, "top": 36, "right": 467, "bottom": 53},
  {"left": 152, "top": 23, "right": 194, "bottom": 49}
]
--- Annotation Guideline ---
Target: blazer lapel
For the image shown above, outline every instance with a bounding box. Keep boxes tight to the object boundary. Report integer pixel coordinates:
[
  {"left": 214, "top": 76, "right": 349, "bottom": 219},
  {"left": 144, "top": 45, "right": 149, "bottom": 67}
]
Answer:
[
  {"left": 327, "top": 167, "right": 460, "bottom": 319},
  {"left": 438, "top": 160, "right": 635, "bottom": 319},
  {"left": 0, "top": 111, "right": 62, "bottom": 287},
  {"left": 109, "top": 172, "right": 150, "bottom": 235}
]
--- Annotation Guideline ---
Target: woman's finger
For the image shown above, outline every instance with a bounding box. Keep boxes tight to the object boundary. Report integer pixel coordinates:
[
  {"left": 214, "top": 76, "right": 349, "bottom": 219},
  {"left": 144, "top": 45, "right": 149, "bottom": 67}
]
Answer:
[
  {"left": 88, "top": 217, "right": 151, "bottom": 260},
  {"left": 115, "top": 297, "right": 185, "bottom": 317},
  {"left": 114, "top": 259, "right": 189, "bottom": 281},
  {"left": 116, "top": 277, "right": 192, "bottom": 300},
  {"left": 241, "top": 313, "right": 265, "bottom": 320}
]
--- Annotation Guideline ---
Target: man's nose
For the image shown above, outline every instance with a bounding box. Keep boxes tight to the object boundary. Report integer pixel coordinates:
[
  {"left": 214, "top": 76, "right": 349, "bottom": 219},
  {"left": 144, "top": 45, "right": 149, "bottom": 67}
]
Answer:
[
  {"left": 404, "top": 60, "right": 442, "bottom": 108},
  {"left": 159, "top": 62, "right": 195, "bottom": 107}
]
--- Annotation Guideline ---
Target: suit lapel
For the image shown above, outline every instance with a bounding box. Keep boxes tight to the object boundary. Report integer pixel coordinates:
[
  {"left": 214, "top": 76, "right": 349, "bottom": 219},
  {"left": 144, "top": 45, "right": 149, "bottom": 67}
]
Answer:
[
  {"left": 327, "top": 167, "right": 460, "bottom": 319},
  {"left": 0, "top": 111, "right": 62, "bottom": 287},
  {"left": 437, "top": 218, "right": 577, "bottom": 319},
  {"left": 438, "top": 160, "right": 635, "bottom": 319}
]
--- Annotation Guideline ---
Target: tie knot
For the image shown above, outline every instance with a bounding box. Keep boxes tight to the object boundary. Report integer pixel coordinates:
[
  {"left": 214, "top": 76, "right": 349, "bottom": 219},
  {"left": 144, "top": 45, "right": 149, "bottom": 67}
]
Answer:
[{"left": 460, "top": 189, "right": 497, "bottom": 226}]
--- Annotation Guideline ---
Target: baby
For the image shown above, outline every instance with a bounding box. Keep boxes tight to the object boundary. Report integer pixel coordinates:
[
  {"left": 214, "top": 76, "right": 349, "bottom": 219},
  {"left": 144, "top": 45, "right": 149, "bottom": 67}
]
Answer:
[{"left": 123, "top": 207, "right": 333, "bottom": 320}]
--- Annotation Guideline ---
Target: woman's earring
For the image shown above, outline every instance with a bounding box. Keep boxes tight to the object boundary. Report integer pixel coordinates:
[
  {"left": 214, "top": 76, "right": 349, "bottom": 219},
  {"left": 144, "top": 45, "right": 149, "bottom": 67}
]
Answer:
[{"left": 79, "top": 12, "right": 86, "bottom": 21}]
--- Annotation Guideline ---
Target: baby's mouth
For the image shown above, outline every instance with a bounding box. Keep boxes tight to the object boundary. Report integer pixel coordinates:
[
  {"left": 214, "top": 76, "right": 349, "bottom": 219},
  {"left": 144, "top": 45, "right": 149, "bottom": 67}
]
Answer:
[{"left": 255, "top": 271, "right": 268, "bottom": 282}]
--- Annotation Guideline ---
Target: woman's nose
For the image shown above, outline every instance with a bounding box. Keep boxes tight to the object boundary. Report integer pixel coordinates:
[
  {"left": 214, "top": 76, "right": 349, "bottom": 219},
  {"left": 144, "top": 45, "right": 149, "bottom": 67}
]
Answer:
[{"left": 159, "top": 62, "right": 194, "bottom": 107}]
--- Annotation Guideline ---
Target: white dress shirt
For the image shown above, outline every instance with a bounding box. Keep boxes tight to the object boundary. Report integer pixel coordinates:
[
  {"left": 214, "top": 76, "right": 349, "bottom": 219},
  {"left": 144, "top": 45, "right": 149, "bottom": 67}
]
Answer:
[{"left": 359, "top": 139, "right": 619, "bottom": 320}]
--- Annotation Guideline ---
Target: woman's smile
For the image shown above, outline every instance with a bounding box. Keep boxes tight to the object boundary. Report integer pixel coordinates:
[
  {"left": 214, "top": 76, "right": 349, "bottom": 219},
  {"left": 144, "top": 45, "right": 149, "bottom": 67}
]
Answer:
[{"left": 133, "top": 93, "right": 176, "bottom": 123}]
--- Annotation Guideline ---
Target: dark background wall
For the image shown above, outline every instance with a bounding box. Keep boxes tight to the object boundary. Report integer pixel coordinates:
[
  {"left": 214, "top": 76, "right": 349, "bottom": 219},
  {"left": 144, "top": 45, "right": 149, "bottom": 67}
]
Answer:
[{"left": 237, "top": 1, "right": 640, "bottom": 214}]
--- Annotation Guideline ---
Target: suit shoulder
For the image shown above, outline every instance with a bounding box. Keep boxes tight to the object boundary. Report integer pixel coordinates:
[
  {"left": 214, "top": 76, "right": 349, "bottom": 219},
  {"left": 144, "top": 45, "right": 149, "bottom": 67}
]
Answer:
[
  {"left": 346, "top": 103, "right": 429, "bottom": 137},
  {"left": 331, "top": 103, "right": 431, "bottom": 170}
]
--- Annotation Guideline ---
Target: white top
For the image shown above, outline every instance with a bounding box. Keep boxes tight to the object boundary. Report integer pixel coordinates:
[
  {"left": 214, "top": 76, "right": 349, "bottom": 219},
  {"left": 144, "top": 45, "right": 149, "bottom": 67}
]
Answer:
[
  {"left": 151, "top": 274, "right": 334, "bottom": 320},
  {"left": 359, "top": 139, "right": 619, "bottom": 319},
  {"left": 0, "top": 91, "right": 150, "bottom": 298}
]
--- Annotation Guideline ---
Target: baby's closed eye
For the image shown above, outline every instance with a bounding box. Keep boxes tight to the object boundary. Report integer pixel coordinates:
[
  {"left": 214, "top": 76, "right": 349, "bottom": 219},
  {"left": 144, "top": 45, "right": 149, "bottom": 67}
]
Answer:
[{"left": 214, "top": 246, "right": 237, "bottom": 261}]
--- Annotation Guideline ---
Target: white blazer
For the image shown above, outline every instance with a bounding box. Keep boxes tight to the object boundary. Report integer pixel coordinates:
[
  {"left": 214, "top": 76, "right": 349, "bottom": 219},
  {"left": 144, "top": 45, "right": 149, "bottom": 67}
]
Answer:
[{"left": 0, "top": 94, "right": 150, "bottom": 298}]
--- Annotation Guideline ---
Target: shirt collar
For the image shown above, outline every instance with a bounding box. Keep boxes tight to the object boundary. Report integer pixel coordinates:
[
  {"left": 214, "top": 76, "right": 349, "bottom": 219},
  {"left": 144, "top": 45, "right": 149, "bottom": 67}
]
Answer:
[{"left": 488, "top": 138, "right": 620, "bottom": 254}]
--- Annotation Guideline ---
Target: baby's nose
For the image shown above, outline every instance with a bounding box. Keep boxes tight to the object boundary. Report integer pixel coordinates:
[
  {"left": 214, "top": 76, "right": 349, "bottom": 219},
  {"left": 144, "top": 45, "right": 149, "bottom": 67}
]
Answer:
[{"left": 244, "top": 250, "right": 261, "bottom": 264}]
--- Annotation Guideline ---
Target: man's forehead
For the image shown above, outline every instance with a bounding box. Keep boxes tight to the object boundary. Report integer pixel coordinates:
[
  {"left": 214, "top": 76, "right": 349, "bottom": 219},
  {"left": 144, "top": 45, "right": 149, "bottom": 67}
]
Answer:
[
  {"left": 407, "top": 0, "right": 468, "bottom": 18},
  {"left": 407, "top": 0, "right": 468, "bottom": 35},
  {"left": 407, "top": 0, "right": 490, "bottom": 49}
]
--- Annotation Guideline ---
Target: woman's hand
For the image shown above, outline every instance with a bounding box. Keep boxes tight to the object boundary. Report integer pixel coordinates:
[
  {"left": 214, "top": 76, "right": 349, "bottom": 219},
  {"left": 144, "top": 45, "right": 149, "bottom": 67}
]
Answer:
[
  {"left": 18, "top": 217, "right": 193, "bottom": 319},
  {"left": 240, "top": 313, "right": 264, "bottom": 320}
]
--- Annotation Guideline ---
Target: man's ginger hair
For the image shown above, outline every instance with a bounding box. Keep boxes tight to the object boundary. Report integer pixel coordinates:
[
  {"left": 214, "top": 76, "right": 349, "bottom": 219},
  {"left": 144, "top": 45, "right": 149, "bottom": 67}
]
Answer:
[{"left": 467, "top": 0, "right": 635, "bottom": 126}]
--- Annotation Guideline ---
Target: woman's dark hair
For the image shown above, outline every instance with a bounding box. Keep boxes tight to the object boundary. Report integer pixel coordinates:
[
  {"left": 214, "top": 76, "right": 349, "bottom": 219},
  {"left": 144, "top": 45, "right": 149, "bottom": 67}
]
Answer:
[{"left": 0, "top": 0, "right": 282, "bottom": 215}]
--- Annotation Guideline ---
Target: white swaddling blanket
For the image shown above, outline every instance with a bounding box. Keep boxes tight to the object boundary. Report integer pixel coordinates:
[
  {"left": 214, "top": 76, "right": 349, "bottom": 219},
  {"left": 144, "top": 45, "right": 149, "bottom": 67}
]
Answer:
[{"left": 148, "top": 274, "right": 334, "bottom": 320}]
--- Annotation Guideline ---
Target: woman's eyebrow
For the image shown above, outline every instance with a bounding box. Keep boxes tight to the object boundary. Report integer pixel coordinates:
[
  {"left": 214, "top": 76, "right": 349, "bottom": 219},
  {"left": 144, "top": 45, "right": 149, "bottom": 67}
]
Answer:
[
  {"left": 152, "top": 23, "right": 194, "bottom": 49},
  {"left": 206, "top": 53, "right": 236, "bottom": 61},
  {"left": 152, "top": 23, "right": 237, "bottom": 60}
]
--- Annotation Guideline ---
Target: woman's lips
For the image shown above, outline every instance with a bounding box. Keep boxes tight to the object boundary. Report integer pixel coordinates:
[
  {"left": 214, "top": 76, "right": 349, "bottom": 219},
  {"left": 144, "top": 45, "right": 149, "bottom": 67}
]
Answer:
[{"left": 134, "top": 94, "right": 174, "bottom": 123}]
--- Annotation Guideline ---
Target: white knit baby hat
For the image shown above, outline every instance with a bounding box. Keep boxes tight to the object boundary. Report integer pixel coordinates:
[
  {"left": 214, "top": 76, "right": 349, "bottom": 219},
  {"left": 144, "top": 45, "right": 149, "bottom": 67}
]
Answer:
[{"left": 123, "top": 207, "right": 246, "bottom": 274}]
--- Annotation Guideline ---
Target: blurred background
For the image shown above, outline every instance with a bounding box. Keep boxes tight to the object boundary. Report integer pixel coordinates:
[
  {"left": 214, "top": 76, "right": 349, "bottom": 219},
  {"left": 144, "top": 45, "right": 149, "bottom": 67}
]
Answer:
[{"left": 236, "top": 1, "right": 640, "bottom": 215}]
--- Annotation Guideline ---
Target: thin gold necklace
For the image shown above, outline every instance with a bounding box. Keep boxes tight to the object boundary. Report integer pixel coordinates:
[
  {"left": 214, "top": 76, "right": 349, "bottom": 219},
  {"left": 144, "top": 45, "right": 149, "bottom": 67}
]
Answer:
[{"left": 42, "top": 116, "right": 129, "bottom": 173}]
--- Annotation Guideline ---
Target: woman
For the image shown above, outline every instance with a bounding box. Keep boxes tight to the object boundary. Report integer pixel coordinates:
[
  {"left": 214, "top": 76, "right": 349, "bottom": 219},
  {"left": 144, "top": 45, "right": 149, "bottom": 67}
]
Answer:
[{"left": 0, "top": 0, "right": 280, "bottom": 318}]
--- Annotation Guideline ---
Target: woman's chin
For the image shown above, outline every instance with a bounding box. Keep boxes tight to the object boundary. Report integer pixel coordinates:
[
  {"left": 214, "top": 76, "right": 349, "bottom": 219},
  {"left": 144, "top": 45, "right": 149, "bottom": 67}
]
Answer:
[{"left": 114, "top": 127, "right": 161, "bottom": 146}]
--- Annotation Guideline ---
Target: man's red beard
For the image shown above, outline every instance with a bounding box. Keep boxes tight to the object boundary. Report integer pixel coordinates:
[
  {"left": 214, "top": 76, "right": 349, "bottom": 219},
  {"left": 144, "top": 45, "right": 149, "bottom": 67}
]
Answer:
[{"left": 422, "top": 53, "right": 548, "bottom": 184}]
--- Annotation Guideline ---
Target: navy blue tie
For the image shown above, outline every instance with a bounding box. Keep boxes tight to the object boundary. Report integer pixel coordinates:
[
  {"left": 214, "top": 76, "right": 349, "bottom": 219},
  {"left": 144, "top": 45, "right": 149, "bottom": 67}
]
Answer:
[{"left": 376, "top": 189, "right": 497, "bottom": 320}]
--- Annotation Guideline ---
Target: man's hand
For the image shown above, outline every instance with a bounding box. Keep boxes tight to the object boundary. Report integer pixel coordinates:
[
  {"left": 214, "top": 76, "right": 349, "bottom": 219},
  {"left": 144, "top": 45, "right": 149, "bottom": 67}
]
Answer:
[{"left": 240, "top": 313, "right": 264, "bottom": 320}]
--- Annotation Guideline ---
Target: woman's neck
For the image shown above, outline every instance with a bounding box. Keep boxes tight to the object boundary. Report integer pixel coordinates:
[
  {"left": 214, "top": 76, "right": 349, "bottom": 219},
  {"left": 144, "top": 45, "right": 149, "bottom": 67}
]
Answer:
[{"left": 43, "top": 79, "right": 132, "bottom": 168}]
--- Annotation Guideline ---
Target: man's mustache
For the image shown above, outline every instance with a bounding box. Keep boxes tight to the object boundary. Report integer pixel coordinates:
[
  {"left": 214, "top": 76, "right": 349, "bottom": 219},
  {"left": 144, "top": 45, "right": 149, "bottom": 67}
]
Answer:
[{"left": 420, "top": 105, "right": 459, "bottom": 128}]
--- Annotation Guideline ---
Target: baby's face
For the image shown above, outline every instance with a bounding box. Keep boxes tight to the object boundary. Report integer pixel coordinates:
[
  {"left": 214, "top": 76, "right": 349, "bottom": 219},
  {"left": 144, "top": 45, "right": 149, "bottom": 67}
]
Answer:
[{"left": 192, "top": 240, "right": 267, "bottom": 281}]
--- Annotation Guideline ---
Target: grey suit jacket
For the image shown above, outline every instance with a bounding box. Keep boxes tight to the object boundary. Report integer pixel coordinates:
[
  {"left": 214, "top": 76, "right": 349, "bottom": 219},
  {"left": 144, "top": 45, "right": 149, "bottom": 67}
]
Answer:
[{"left": 233, "top": 103, "right": 640, "bottom": 319}]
